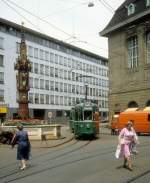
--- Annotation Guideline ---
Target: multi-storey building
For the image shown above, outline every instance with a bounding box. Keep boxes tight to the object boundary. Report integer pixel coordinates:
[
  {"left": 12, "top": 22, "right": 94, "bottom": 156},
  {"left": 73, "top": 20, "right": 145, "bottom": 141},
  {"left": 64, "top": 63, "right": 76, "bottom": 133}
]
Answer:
[
  {"left": 0, "top": 18, "right": 108, "bottom": 123},
  {"left": 101, "top": 0, "right": 150, "bottom": 120}
]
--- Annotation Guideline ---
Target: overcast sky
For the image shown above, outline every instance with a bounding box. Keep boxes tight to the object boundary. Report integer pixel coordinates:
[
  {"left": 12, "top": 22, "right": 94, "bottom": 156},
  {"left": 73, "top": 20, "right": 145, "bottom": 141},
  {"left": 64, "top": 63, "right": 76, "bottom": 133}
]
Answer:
[{"left": 0, "top": 0, "right": 125, "bottom": 57}]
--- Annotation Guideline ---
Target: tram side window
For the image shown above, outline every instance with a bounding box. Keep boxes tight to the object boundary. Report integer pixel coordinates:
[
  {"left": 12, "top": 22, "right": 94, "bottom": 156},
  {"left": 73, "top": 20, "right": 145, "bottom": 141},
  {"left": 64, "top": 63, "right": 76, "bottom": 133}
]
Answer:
[
  {"left": 84, "top": 111, "right": 92, "bottom": 120},
  {"left": 148, "top": 114, "right": 150, "bottom": 122}
]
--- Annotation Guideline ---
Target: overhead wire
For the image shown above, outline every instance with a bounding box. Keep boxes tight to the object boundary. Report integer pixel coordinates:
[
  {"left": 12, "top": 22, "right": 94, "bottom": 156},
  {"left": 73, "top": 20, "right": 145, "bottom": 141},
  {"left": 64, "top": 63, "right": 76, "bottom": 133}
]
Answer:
[
  {"left": 1, "top": 0, "right": 44, "bottom": 33},
  {"left": 2, "top": 0, "right": 123, "bottom": 58},
  {"left": 4, "top": 0, "right": 73, "bottom": 37}
]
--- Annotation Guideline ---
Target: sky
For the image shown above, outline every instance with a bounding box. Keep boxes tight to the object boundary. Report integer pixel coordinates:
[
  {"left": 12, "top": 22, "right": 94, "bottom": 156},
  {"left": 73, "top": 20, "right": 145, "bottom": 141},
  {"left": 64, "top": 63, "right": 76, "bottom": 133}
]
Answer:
[{"left": 0, "top": 0, "right": 125, "bottom": 58}]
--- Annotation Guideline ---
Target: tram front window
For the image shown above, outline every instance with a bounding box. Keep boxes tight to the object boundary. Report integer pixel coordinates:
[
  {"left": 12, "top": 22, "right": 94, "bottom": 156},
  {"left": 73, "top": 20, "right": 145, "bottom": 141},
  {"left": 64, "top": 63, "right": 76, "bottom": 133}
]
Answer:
[{"left": 84, "top": 111, "right": 92, "bottom": 120}]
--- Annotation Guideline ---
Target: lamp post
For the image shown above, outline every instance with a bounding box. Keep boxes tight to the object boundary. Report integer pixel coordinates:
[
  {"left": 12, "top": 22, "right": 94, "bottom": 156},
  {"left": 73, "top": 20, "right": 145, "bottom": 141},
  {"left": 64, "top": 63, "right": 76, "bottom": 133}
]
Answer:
[{"left": 76, "top": 75, "right": 92, "bottom": 101}]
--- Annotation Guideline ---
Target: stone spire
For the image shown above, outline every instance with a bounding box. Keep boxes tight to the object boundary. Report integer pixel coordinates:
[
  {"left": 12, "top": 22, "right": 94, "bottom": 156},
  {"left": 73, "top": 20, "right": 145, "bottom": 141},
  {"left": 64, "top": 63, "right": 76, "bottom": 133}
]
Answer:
[{"left": 14, "top": 22, "right": 31, "bottom": 119}]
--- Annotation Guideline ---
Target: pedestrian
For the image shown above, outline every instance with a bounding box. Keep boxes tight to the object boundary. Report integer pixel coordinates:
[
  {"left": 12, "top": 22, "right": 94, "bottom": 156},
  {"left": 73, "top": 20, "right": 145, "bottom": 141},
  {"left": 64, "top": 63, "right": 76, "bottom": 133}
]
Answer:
[
  {"left": 117, "top": 121, "right": 139, "bottom": 171},
  {"left": 11, "top": 125, "right": 31, "bottom": 170}
]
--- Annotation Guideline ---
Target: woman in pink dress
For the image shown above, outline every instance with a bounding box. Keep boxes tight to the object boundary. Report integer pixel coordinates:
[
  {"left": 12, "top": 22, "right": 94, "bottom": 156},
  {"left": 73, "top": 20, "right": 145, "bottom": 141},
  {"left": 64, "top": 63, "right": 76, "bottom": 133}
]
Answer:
[{"left": 118, "top": 121, "right": 138, "bottom": 171}]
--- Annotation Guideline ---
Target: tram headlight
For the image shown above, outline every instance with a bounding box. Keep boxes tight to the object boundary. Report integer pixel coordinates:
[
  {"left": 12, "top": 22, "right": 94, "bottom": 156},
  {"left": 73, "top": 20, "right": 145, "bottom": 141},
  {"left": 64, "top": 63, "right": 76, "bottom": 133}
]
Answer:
[{"left": 86, "top": 124, "right": 90, "bottom": 128}]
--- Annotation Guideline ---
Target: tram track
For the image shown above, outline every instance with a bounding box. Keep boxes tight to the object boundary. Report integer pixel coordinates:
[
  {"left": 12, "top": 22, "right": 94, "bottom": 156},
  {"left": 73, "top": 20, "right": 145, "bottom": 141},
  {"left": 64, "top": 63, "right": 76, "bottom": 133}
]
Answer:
[
  {"left": 0, "top": 137, "right": 76, "bottom": 171},
  {"left": 126, "top": 169, "right": 150, "bottom": 183},
  {"left": 1, "top": 139, "right": 150, "bottom": 183},
  {"left": 0, "top": 140, "right": 92, "bottom": 181}
]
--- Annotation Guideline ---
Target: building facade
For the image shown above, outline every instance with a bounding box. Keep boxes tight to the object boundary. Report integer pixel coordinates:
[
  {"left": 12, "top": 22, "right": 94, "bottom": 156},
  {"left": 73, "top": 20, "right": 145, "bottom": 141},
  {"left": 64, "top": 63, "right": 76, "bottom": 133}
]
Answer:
[
  {"left": 0, "top": 18, "right": 108, "bottom": 123},
  {"left": 101, "top": 0, "right": 150, "bottom": 120}
]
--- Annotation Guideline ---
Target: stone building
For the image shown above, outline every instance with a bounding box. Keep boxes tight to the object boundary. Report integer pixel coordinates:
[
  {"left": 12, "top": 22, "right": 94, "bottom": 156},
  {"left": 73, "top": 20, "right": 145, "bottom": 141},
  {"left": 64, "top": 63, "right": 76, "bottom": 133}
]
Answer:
[
  {"left": 0, "top": 18, "right": 108, "bottom": 123},
  {"left": 100, "top": 0, "right": 150, "bottom": 119}
]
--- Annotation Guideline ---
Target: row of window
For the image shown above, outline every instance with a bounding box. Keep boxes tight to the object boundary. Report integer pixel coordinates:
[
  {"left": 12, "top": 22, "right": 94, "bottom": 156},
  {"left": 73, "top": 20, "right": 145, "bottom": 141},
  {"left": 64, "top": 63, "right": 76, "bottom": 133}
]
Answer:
[
  {"left": 22, "top": 43, "right": 108, "bottom": 76},
  {"left": 28, "top": 93, "right": 108, "bottom": 108},
  {"left": 29, "top": 57, "right": 108, "bottom": 77},
  {"left": 29, "top": 78, "right": 108, "bottom": 97},
  {"left": 30, "top": 71, "right": 108, "bottom": 87},
  {"left": 127, "top": 32, "right": 150, "bottom": 68}
]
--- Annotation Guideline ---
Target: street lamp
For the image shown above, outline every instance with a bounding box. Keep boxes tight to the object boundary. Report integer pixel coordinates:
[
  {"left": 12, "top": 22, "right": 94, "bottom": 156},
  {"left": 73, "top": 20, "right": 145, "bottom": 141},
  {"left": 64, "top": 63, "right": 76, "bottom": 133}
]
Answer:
[{"left": 88, "top": 2, "right": 94, "bottom": 7}]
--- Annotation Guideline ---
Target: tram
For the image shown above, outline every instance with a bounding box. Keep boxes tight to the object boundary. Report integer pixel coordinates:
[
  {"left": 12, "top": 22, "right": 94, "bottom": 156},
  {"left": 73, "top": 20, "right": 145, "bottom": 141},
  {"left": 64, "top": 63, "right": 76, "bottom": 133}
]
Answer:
[{"left": 69, "top": 100, "right": 100, "bottom": 139}]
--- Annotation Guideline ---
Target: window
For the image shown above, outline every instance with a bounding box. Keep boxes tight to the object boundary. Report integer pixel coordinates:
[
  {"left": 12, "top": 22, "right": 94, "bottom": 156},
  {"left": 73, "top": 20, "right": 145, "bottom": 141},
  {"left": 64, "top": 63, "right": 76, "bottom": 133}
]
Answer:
[
  {"left": 0, "top": 37, "right": 4, "bottom": 49},
  {"left": 0, "top": 72, "right": 4, "bottom": 84},
  {"left": 0, "top": 55, "right": 4, "bottom": 67},
  {"left": 45, "top": 51, "right": 49, "bottom": 61},
  {"left": 68, "top": 97, "right": 72, "bottom": 106},
  {"left": 72, "top": 85, "right": 75, "bottom": 93},
  {"left": 50, "top": 67, "right": 54, "bottom": 77},
  {"left": 50, "top": 53, "right": 54, "bottom": 63},
  {"left": 35, "top": 93, "right": 39, "bottom": 104},
  {"left": 29, "top": 93, "right": 34, "bottom": 104},
  {"left": 30, "top": 62, "right": 33, "bottom": 73},
  {"left": 59, "top": 56, "right": 63, "bottom": 65},
  {"left": 45, "top": 66, "right": 49, "bottom": 75},
  {"left": 147, "top": 32, "right": 150, "bottom": 63},
  {"left": 55, "top": 82, "right": 59, "bottom": 91},
  {"left": 60, "top": 83, "right": 63, "bottom": 92},
  {"left": 59, "top": 69, "right": 63, "bottom": 78},
  {"left": 34, "top": 63, "right": 39, "bottom": 74},
  {"left": 0, "top": 89, "right": 4, "bottom": 101},
  {"left": 29, "top": 77, "right": 33, "bottom": 88},
  {"left": 40, "top": 49, "right": 44, "bottom": 60},
  {"left": 16, "top": 42, "right": 20, "bottom": 53},
  {"left": 55, "top": 68, "right": 58, "bottom": 77},
  {"left": 64, "top": 70, "right": 67, "bottom": 79},
  {"left": 146, "top": 0, "right": 150, "bottom": 7},
  {"left": 40, "top": 79, "right": 44, "bottom": 89},
  {"left": 50, "top": 95, "right": 54, "bottom": 104},
  {"left": 60, "top": 96, "right": 63, "bottom": 105},
  {"left": 50, "top": 81, "right": 54, "bottom": 91},
  {"left": 127, "top": 3, "right": 135, "bottom": 16},
  {"left": 40, "top": 94, "right": 44, "bottom": 104},
  {"left": 54, "top": 54, "right": 58, "bottom": 64},
  {"left": 68, "top": 84, "right": 71, "bottom": 93},
  {"left": 127, "top": 36, "right": 138, "bottom": 68},
  {"left": 64, "top": 96, "right": 68, "bottom": 106},
  {"left": 34, "top": 48, "right": 38, "bottom": 58},
  {"left": 28, "top": 46, "right": 33, "bottom": 57},
  {"left": 55, "top": 95, "right": 59, "bottom": 105},
  {"left": 34, "top": 78, "right": 39, "bottom": 89},
  {"left": 45, "top": 94, "right": 49, "bottom": 104},
  {"left": 45, "top": 80, "right": 49, "bottom": 90},
  {"left": 40, "top": 64, "right": 44, "bottom": 75},
  {"left": 64, "top": 83, "right": 67, "bottom": 92}
]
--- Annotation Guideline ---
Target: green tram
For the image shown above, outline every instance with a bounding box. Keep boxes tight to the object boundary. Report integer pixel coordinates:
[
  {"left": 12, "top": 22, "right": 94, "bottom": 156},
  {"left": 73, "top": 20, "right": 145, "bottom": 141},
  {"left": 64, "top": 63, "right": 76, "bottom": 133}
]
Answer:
[{"left": 69, "top": 101, "right": 100, "bottom": 139}]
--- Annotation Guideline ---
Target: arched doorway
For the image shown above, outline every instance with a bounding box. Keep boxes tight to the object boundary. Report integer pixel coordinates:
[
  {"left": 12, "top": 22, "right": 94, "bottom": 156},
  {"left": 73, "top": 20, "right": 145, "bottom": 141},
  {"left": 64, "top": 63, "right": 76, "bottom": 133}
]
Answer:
[
  {"left": 146, "top": 100, "right": 150, "bottom": 107},
  {"left": 128, "top": 101, "right": 138, "bottom": 108}
]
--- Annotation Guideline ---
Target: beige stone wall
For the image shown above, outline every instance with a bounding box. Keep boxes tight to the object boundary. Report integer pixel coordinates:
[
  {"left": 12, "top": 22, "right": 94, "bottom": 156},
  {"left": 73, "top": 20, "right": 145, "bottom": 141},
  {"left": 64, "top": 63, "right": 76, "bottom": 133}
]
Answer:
[{"left": 108, "top": 22, "right": 150, "bottom": 121}]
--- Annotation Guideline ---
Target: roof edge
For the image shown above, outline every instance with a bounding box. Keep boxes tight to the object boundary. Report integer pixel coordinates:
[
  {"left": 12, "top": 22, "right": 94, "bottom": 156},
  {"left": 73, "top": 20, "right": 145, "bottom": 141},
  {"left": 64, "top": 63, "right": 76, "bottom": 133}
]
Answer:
[
  {"left": 0, "top": 17, "right": 108, "bottom": 61},
  {"left": 100, "top": 8, "right": 150, "bottom": 37}
]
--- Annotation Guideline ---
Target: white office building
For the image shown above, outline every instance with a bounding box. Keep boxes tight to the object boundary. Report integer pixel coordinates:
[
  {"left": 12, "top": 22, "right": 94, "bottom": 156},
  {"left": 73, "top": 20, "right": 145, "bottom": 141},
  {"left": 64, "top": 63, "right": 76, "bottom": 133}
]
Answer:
[{"left": 0, "top": 18, "right": 108, "bottom": 122}]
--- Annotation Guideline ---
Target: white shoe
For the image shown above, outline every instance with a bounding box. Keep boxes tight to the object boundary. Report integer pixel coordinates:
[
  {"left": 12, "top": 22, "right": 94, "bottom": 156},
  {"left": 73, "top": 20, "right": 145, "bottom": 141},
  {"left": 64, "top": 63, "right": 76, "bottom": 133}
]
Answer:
[{"left": 20, "top": 166, "right": 26, "bottom": 170}]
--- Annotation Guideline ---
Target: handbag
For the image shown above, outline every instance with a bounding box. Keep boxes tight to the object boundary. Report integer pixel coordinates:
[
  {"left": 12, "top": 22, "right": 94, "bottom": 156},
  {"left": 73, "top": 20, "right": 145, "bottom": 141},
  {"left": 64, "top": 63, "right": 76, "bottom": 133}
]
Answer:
[{"left": 115, "top": 144, "right": 121, "bottom": 159}]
